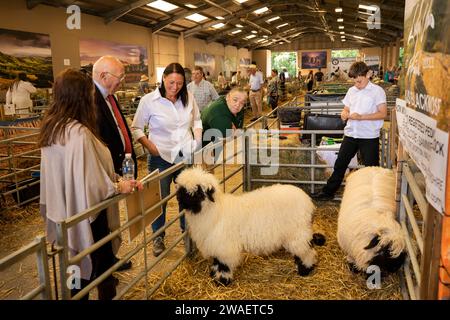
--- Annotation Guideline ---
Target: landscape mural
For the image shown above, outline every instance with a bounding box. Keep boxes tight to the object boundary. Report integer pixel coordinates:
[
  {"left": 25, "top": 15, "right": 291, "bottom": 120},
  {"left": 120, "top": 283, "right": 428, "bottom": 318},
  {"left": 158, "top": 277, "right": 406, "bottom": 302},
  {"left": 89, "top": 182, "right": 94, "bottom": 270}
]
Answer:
[
  {"left": 80, "top": 38, "right": 148, "bottom": 84},
  {"left": 0, "top": 28, "right": 53, "bottom": 89}
]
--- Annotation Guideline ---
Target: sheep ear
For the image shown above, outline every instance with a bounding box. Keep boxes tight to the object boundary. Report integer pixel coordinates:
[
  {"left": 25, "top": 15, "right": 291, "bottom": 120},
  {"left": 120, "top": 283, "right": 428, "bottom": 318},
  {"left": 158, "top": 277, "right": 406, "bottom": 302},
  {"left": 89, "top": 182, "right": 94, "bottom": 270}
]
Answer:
[
  {"left": 364, "top": 235, "right": 381, "bottom": 250},
  {"left": 206, "top": 187, "right": 215, "bottom": 202}
]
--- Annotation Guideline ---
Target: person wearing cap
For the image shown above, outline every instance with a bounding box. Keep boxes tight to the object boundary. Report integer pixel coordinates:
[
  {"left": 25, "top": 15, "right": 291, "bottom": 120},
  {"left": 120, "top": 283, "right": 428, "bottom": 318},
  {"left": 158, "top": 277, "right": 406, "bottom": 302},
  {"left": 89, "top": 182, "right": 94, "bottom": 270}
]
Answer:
[
  {"left": 139, "top": 74, "right": 150, "bottom": 95},
  {"left": 247, "top": 64, "right": 264, "bottom": 122}
]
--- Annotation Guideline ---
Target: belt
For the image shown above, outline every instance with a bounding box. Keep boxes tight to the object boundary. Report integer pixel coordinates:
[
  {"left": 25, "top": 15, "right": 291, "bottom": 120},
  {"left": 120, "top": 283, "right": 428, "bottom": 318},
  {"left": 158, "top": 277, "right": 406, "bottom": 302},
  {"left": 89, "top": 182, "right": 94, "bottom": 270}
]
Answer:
[{"left": 251, "top": 89, "right": 261, "bottom": 92}]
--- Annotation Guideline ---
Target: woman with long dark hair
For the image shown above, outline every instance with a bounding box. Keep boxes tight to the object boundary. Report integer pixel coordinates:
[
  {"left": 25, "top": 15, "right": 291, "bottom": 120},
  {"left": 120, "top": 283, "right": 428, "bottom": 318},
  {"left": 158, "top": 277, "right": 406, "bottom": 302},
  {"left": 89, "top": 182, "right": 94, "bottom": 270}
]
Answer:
[
  {"left": 131, "top": 62, "right": 202, "bottom": 257},
  {"left": 39, "top": 68, "right": 141, "bottom": 299}
]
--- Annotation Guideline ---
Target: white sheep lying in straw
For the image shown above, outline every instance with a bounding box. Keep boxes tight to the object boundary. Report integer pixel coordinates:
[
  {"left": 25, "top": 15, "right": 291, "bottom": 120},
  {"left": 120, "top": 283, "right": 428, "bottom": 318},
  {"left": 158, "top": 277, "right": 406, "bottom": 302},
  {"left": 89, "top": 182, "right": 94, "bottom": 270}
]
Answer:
[
  {"left": 337, "top": 166, "right": 406, "bottom": 275},
  {"left": 176, "top": 167, "right": 325, "bottom": 285}
]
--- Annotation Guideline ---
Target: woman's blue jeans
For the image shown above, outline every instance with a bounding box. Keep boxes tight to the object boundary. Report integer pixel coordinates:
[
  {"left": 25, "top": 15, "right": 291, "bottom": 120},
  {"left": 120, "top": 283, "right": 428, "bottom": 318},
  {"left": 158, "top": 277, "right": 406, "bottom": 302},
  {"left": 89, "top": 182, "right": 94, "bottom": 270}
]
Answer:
[{"left": 148, "top": 155, "right": 185, "bottom": 238}]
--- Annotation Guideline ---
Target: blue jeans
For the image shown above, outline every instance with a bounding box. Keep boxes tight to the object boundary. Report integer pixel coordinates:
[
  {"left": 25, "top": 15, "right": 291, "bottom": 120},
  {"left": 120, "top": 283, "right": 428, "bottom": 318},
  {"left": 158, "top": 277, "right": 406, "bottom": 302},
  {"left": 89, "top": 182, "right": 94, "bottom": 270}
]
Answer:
[{"left": 148, "top": 155, "right": 185, "bottom": 238}]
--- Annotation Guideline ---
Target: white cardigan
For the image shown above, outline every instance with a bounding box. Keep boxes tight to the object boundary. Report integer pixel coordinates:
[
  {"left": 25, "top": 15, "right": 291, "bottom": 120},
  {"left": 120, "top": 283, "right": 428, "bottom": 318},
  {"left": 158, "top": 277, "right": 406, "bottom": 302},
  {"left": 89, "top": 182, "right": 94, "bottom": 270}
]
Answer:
[{"left": 40, "top": 121, "right": 120, "bottom": 280}]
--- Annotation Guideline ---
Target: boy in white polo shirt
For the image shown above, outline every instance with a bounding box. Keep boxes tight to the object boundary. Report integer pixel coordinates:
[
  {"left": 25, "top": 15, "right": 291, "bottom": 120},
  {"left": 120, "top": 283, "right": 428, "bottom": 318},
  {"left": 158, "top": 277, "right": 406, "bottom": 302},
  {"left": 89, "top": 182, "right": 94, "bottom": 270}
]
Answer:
[{"left": 313, "top": 61, "right": 387, "bottom": 200}]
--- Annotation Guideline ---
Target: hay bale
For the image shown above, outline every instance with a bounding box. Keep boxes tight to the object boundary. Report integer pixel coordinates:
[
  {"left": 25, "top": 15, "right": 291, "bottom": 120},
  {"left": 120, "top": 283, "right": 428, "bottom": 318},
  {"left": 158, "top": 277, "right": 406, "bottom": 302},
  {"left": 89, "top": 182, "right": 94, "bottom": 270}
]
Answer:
[{"left": 250, "top": 133, "right": 328, "bottom": 192}]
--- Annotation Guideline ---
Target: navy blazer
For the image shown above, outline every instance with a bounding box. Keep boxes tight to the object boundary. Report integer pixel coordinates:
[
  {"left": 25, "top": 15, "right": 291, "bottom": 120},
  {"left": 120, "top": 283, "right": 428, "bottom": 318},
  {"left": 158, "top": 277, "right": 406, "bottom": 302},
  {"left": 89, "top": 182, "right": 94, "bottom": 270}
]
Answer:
[{"left": 95, "top": 85, "right": 137, "bottom": 178}]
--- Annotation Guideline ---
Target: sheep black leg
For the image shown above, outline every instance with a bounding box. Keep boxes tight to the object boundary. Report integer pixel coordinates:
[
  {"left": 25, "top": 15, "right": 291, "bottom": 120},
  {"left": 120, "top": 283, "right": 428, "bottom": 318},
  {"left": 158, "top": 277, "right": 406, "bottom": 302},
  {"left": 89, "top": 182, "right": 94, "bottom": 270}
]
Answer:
[
  {"left": 211, "top": 258, "right": 232, "bottom": 286},
  {"left": 294, "top": 255, "right": 314, "bottom": 276},
  {"left": 210, "top": 258, "right": 219, "bottom": 277}
]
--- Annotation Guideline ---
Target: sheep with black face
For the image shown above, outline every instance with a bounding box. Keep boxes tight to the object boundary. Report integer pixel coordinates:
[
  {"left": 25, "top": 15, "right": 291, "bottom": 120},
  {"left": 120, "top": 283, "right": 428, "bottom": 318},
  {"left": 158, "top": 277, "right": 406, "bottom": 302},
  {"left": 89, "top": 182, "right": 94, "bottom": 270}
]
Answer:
[
  {"left": 337, "top": 166, "right": 406, "bottom": 276},
  {"left": 176, "top": 167, "right": 325, "bottom": 285}
]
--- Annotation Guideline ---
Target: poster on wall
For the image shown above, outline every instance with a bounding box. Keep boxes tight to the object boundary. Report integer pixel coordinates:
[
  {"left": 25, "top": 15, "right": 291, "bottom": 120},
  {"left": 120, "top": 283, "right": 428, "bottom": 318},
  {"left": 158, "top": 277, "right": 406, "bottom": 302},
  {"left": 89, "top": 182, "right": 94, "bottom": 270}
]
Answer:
[
  {"left": 80, "top": 38, "right": 148, "bottom": 84},
  {"left": 364, "top": 56, "right": 380, "bottom": 75},
  {"left": 0, "top": 28, "right": 53, "bottom": 88},
  {"left": 301, "top": 51, "right": 327, "bottom": 69},
  {"left": 194, "top": 52, "right": 215, "bottom": 76},
  {"left": 224, "top": 56, "right": 237, "bottom": 78},
  {"left": 401, "top": 0, "right": 450, "bottom": 213},
  {"left": 239, "top": 58, "right": 250, "bottom": 67},
  {"left": 328, "top": 57, "right": 356, "bottom": 80}
]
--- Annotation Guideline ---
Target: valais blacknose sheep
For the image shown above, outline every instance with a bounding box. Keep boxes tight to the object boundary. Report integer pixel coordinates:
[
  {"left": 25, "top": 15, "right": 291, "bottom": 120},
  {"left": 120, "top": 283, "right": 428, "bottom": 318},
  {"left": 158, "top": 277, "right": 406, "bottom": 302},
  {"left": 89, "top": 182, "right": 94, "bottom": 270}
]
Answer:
[
  {"left": 176, "top": 167, "right": 325, "bottom": 285},
  {"left": 337, "top": 166, "right": 406, "bottom": 275}
]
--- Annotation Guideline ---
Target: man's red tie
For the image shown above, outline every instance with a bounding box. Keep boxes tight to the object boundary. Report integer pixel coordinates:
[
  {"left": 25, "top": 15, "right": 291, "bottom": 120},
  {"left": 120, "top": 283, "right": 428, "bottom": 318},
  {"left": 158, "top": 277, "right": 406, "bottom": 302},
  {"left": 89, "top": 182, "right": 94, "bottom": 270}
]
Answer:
[{"left": 107, "top": 95, "right": 132, "bottom": 154}]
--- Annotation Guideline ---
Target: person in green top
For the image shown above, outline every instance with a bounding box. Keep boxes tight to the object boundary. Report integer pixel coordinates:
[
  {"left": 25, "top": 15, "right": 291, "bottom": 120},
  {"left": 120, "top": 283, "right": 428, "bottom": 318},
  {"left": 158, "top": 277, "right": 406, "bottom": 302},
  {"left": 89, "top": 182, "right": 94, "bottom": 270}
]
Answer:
[{"left": 201, "top": 87, "right": 247, "bottom": 148}]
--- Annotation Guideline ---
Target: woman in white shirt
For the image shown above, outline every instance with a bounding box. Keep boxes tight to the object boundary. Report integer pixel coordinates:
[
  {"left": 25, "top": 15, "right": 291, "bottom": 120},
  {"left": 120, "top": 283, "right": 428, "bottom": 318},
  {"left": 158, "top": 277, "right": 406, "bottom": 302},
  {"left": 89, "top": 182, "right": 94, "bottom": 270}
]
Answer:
[
  {"left": 6, "top": 72, "right": 37, "bottom": 118},
  {"left": 132, "top": 62, "right": 202, "bottom": 257}
]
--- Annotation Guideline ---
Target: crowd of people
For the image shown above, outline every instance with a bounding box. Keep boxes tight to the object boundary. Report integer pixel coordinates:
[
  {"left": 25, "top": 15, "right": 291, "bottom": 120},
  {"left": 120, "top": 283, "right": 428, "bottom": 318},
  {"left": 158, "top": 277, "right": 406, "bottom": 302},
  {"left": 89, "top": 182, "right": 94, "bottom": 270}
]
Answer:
[{"left": 35, "top": 54, "right": 390, "bottom": 300}]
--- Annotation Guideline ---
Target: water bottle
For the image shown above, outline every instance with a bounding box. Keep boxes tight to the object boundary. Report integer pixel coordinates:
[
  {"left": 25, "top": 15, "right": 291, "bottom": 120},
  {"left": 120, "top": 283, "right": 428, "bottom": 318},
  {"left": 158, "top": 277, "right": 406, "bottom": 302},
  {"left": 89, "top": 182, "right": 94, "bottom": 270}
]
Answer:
[{"left": 122, "top": 153, "right": 135, "bottom": 190}]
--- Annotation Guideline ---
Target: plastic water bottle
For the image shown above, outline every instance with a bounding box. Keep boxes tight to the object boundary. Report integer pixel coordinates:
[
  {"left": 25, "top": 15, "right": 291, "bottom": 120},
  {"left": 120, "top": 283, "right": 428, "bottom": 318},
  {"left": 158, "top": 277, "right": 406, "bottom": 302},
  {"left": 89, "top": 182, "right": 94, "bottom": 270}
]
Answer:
[{"left": 122, "top": 153, "right": 135, "bottom": 190}]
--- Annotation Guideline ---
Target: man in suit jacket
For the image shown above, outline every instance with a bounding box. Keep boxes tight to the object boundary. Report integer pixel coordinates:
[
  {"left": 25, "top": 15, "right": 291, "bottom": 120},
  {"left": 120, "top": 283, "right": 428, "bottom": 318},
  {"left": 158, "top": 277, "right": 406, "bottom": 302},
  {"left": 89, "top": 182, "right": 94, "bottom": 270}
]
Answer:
[{"left": 92, "top": 56, "right": 136, "bottom": 272}]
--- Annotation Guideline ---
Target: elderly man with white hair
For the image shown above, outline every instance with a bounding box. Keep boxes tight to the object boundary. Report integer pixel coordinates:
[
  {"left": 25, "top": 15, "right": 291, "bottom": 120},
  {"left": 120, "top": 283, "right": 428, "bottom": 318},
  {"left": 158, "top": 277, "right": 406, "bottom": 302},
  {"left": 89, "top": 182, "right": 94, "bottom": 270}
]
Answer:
[{"left": 92, "top": 55, "right": 136, "bottom": 272}]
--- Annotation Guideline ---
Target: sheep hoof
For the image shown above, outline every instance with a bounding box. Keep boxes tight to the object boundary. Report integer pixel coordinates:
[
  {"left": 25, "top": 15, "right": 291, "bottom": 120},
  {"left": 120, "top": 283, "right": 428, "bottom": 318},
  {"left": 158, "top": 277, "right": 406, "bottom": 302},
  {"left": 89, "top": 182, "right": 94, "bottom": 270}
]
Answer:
[
  {"left": 214, "top": 276, "right": 232, "bottom": 286},
  {"left": 312, "top": 233, "right": 326, "bottom": 246},
  {"left": 298, "top": 264, "right": 315, "bottom": 276}
]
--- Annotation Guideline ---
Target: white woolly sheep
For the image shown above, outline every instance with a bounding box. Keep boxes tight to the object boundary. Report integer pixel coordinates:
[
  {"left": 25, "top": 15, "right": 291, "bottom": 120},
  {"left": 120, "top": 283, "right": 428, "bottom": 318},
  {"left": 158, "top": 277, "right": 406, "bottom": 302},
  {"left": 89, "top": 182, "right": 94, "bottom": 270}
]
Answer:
[
  {"left": 337, "top": 166, "right": 406, "bottom": 275},
  {"left": 176, "top": 167, "right": 325, "bottom": 285}
]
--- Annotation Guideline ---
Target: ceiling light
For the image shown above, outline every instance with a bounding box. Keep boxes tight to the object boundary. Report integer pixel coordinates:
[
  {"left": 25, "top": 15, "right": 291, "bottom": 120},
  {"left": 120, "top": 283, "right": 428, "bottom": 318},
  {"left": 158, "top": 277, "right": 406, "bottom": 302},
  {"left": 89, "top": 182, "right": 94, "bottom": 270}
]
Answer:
[
  {"left": 341, "top": 39, "right": 346, "bottom": 42},
  {"left": 251, "top": 30, "right": 257, "bottom": 34},
  {"left": 234, "top": 0, "right": 248, "bottom": 3},
  {"left": 337, "top": 18, "right": 343, "bottom": 22},
  {"left": 340, "top": 31, "right": 345, "bottom": 34},
  {"left": 147, "top": 0, "right": 179, "bottom": 12},
  {"left": 338, "top": 26, "right": 344, "bottom": 29},
  {"left": 341, "top": 35, "right": 345, "bottom": 38},
  {"left": 216, "top": 16, "right": 224, "bottom": 20},
  {"left": 279, "top": 42, "right": 284, "bottom": 44},
  {"left": 245, "top": 34, "right": 257, "bottom": 39},
  {"left": 185, "top": 3, "right": 197, "bottom": 9},
  {"left": 266, "top": 16, "right": 281, "bottom": 23},
  {"left": 335, "top": 7, "right": 342, "bottom": 12},
  {"left": 212, "top": 23, "right": 225, "bottom": 29},
  {"left": 354, "top": 35, "right": 364, "bottom": 39},
  {"left": 235, "top": 24, "right": 243, "bottom": 28},
  {"left": 231, "top": 29, "right": 242, "bottom": 34},
  {"left": 276, "top": 23, "right": 289, "bottom": 29},
  {"left": 185, "top": 13, "right": 208, "bottom": 22},
  {"left": 256, "top": 38, "right": 265, "bottom": 43},
  {"left": 253, "top": 7, "right": 269, "bottom": 15},
  {"left": 359, "top": 4, "right": 378, "bottom": 12},
  {"left": 263, "top": 35, "right": 268, "bottom": 38}
]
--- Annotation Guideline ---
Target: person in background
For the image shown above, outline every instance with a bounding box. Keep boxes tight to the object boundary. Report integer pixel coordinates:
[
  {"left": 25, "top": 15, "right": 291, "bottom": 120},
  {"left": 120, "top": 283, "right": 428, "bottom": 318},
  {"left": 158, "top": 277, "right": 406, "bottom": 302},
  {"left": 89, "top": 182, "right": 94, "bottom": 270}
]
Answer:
[
  {"left": 217, "top": 72, "right": 227, "bottom": 90},
  {"left": 231, "top": 71, "right": 238, "bottom": 85},
  {"left": 205, "top": 71, "right": 212, "bottom": 82},
  {"left": 92, "top": 55, "right": 137, "bottom": 271},
  {"left": 306, "top": 70, "right": 314, "bottom": 91},
  {"left": 39, "top": 69, "right": 142, "bottom": 300},
  {"left": 279, "top": 68, "right": 286, "bottom": 100},
  {"left": 236, "top": 70, "right": 242, "bottom": 85},
  {"left": 201, "top": 87, "right": 247, "bottom": 147},
  {"left": 138, "top": 74, "right": 150, "bottom": 95},
  {"left": 132, "top": 63, "right": 202, "bottom": 257},
  {"left": 187, "top": 66, "right": 219, "bottom": 113},
  {"left": 313, "top": 61, "right": 387, "bottom": 201},
  {"left": 6, "top": 72, "right": 37, "bottom": 118},
  {"left": 247, "top": 64, "right": 264, "bottom": 122},
  {"left": 314, "top": 68, "right": 324, "bottom": 88},
  {"left": 267, "top": 69, "right": 279, "bottom": 118}
]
